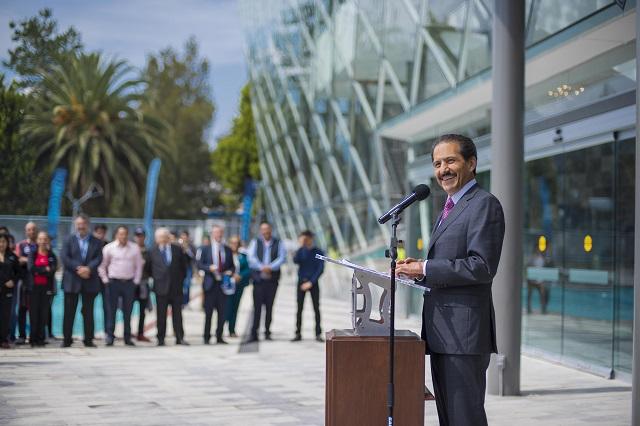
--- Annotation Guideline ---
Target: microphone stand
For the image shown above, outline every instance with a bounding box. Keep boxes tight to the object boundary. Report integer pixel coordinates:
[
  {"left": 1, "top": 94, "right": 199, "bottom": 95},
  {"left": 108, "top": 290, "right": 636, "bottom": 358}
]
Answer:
[{"left": 385, "top": 212, "right": 401, "bottom": 425}]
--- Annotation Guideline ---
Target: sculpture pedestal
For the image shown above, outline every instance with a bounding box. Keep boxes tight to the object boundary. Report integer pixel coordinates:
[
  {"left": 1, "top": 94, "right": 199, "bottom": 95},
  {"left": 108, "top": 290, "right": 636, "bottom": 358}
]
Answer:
[{"left": 325, "top": 329, "right": 425, "bottom": 426}]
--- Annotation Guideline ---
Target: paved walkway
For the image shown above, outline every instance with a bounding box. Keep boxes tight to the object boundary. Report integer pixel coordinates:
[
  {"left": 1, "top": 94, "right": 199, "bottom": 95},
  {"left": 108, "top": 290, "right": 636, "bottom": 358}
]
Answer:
[{"left": 0, "top": 277, "right": 632, "bottom": 425}]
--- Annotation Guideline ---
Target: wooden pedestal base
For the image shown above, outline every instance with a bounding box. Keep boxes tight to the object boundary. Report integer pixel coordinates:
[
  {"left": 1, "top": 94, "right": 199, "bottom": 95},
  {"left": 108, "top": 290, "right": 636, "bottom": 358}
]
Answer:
[{"left": 325, "top": 329, "right": 425, "bottom": 426}]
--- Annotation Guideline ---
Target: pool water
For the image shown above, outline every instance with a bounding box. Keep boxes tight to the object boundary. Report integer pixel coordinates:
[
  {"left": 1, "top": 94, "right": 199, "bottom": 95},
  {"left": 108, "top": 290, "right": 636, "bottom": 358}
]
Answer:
[{"left": 47, "top": 282, "right": 154, "bottom": 337}]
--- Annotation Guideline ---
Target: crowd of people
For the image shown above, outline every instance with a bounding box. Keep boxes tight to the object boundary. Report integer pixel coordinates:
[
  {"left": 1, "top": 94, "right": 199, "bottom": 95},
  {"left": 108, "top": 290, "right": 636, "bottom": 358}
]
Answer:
[{"left": 0, "top": 216, "right": 326, "bottom": 349}]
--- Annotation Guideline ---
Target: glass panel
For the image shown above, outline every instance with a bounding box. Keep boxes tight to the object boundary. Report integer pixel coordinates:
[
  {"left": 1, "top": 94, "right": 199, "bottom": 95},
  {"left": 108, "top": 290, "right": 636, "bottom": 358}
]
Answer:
[
  {"left": 613, "top": 138, "right": 634, "bottom": 374},
  {"left": 528, "top": 0, "right": 615, "bottom": 45},
  {"left": 560, "top": 143, "right": 615, "bottom": 369},
  {"left": 523, "top": 155, "right": 563, "bottom": 355},
  {"left": 382, "top": 0, "right": 419, "bottom": 103},
  {"left": 461, "top": 0, "right": 491, "bottom": 78},
  {"left": 353, "top": 14, "right": 382, "bottom": 115},
  {"left": 525, "top": 41, "right": 635, "bottom": 123},
  {"left": 423, "top": 0, "right": 467, "bottom": 75},
  {"left": 416, "top": 48, "right": 450, "bottom": 103}
]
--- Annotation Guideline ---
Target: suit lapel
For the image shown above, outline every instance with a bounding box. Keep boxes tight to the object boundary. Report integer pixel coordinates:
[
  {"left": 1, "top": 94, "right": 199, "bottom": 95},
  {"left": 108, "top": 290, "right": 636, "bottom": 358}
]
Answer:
[{"left": 427, "top": 184, "right": 480, "bottom": 254}]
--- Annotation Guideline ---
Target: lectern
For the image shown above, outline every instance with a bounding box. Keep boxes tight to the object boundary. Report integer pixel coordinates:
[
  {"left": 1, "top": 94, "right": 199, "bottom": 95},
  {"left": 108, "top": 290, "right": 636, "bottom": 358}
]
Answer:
[{"left": 322, "top": 260, "right": 426, "bottom": 426}]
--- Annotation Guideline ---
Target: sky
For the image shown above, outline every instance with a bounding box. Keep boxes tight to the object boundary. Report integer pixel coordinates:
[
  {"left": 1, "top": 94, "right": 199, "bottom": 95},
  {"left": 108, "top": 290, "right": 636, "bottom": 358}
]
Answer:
[{"left": 0, "top": 0, "right": 248, "bottom": 146}]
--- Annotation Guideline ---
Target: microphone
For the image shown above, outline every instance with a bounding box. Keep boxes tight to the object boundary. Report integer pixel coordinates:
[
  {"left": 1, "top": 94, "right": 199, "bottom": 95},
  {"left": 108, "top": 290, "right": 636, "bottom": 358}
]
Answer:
[{"left": 378, "top": 184, "right": 430, "bottom": 224}]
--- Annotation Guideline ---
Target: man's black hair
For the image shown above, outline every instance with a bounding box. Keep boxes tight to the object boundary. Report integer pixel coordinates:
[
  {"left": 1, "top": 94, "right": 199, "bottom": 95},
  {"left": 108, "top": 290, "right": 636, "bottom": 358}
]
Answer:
[
  {"left": 431, "top": 134, "right": 478, "bottom": 175},
  {"left": 299, "top": 230, "right": 314, "bottom": 238}
]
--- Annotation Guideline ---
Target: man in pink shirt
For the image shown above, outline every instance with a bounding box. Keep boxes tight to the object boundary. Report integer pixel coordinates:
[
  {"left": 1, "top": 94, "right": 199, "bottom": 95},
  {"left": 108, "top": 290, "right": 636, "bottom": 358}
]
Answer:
[{"left": 98, "top": 226, "right": 143, "bottom": 346}]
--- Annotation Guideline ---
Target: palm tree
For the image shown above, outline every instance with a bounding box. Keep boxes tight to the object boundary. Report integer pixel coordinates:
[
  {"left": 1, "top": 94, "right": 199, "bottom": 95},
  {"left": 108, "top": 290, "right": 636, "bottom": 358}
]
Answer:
[{"left": 22, "top": 52, "right": 166, "bottom": 215}]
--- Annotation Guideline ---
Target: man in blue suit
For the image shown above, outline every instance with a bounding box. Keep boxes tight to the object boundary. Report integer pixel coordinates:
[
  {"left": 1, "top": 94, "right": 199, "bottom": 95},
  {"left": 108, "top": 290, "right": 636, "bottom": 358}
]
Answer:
[
  {"left": 61, "top": 214, "right": 104, "bottom": 348},
  {"left": 396, "top": 134, "right": 505, "bottom": 426},
  {"left": 197, "top": 225, "right": 234, "bottom": 345}
]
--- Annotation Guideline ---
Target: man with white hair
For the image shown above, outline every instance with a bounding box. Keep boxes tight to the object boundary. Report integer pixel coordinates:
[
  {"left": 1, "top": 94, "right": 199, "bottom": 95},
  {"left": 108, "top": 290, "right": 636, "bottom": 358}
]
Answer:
[{"left": 146, "top": 227, "right": 188, "bottom": 346}]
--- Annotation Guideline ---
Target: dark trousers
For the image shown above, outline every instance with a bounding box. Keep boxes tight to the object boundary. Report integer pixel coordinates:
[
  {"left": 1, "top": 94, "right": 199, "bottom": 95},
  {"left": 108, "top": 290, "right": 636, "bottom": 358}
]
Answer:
[
  {"left": 430, "top": 353, "right": 491, "bottom": 426},
  {"left": 204, "top": 285, "right": 226, "bottom": 341},
  {"left": 251, "top": 279, "right": 279, "bottom": 338},
  {"left": 9, "top": 286, "right": 18, "bottom": 340},
  {"left": 182, "top": 268, "right": 192, "bottom": 306},
  {"left": 46, "top": 295, "right": 54, "bottom": 337},
  {"left": 0, "top": 290, "right": 13, "bottom": 343},
  {"left": 225, "top": 283, "right": 247, "bottom": 335},
  {"left": 29, "top": 286, "right": 49, "bottom": 345},
  {"left": 156, "top": 292, "right": 184, "bottom": 342},
  {"left": 295, "top": 281, "right": 321, "bottom": 336},
  {"left": 17, "top": 283, "right": 29, "bottom": 339},
  {"left": 136, "top": 297, "right": 146, "bottom": 336},
  {"left": 63, "top": 291, "right": 97, "bottom": 344},
  {"left": 107, "top": 279, "right": 135, "bottom": 342},
  {"left": 101, "top": 283, "right": 112, "bottom": 334}
]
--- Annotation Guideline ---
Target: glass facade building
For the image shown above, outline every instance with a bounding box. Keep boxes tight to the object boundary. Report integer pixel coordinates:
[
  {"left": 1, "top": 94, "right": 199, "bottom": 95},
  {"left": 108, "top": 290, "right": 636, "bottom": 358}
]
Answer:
[{"left": 240, "top": 1, "right": 636, "bottom": 379}]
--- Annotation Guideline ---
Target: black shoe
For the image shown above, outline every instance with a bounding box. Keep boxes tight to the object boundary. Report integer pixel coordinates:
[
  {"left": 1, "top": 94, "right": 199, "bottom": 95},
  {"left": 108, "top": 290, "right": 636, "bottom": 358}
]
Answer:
[
  {"left": 203, "top": 339, "right": 210, "bottom": 345},
  {"left": 246, "top": 335, "right": 259, "bottom": 343},
  {"left": 264, "top": 333, "right": 273, "bottom": 341},
  {"left": 106, "top": 339, "right": 114, "bottom": 346},
  {"left": 124, "top": 340, "right": 135, "bottom": 346},
  {"left": 176, "top": 340, "right": 190, "bottom": 346},
  {"left": 157, "top": 340, "right": 165, "bottom": 347},
  {"left": 216, "top": 338, "right": 228, "bottom": 345},
  {"left": 315, "top": 335, "right": 324, "bottom": 343},
  {"left": 15, "top": 337, "right": 26, "bottom": 345},
  {"left": 84, "top": 341, "right": 97, "bottom": 348},
  {"left": 61, "top": 341, "right": 72, "bottom": 348},
  {"left": 291, "top": 335, "right": 302, "bottom": 342}
]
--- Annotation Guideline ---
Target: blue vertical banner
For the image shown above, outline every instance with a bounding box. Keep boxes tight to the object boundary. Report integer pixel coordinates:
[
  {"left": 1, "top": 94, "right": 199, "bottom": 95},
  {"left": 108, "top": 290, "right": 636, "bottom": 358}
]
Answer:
[
  {"left": 241, "top": 178, "right": 256, "bottom": 243},
  {"left": 143, "top": 158, "right": 162, "bottom": 247},
  {"left": 47, "top": 168, "right": 67, "bottom": 243}
]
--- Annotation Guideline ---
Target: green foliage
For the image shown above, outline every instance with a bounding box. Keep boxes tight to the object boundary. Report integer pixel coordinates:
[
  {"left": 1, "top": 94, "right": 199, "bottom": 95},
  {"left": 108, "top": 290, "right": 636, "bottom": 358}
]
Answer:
[
  {"left": 211, "top": 84, "right": 260, "bottom": 209},
  {"left": 21, "top": 52, "right": 166, "bottom": 217},
  {"left": 4, "top": 8, "right": 83, "bottom": 89},
  {"left": 0, "top": 76, "right": 48, "bottom": 214},
  {"left": 141, "top": 37, "right": 217, "bottom": 219}
]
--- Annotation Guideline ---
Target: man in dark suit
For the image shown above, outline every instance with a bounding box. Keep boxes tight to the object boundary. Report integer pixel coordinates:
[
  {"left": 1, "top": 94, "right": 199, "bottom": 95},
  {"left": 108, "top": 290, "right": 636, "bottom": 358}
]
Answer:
[
  {"left": 61, "top": 214, "right": 104, "bottom": 347},
  {"left": 196, "top": 225, "right": 234, "bottom": 344},
  {"left": 396, "top": 134, "right": 505, "bottom": 426},
  {"left": 147, "top": 227, "right": 188, "bottom": 346}
]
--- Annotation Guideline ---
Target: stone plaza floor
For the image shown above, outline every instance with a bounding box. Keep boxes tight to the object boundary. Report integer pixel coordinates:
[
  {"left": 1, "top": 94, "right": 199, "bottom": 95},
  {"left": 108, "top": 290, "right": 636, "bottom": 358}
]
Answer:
[{"left": 0, "top": 277, "right": 632, "bottom": 425}]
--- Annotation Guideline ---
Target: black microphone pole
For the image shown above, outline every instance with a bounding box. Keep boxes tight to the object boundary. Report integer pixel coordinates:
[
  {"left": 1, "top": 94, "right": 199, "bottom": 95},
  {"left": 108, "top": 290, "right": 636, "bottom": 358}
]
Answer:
[
  {"left": 386, "top": 212, "right": 401, "bottom": 425},
  {"left": 379, "top": 184, "right": 429, "bottom": 425}
]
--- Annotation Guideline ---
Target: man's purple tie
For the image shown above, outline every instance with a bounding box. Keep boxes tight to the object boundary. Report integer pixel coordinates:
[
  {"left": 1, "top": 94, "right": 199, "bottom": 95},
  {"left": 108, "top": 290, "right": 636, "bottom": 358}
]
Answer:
[{"left": 441, "top": 197, "right": 455, "bottom": 221}]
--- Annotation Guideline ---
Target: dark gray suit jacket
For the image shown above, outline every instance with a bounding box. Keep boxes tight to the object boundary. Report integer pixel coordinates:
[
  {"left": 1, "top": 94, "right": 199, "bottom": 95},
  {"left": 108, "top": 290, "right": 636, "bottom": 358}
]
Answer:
[
  {"left": 421, "top": 184, "right": 505, "bottom": 355},
  {"left": 147, "top": 244, "right": 187, "bottom": 297},
  {"left": 61, "top": 235, "right": 103, "bottom": 294}
]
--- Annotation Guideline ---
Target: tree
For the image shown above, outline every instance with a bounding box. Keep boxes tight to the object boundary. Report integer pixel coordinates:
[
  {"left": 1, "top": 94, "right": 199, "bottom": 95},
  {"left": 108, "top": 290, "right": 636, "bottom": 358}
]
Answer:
[
  {"left": 141, "top": 37, "right": 217, "bottom": 219},
  {"left": 4, "top": 8, "right": 83, "bottom": 89},
  {"left": 211, "top": 84, "right": 260, "bottom": 209},
  {"left": 21, "top": 52, "right": 166, "bottom": 217},
  {"left": 0, "top": 76, "right": 48, "bottom": 214}
]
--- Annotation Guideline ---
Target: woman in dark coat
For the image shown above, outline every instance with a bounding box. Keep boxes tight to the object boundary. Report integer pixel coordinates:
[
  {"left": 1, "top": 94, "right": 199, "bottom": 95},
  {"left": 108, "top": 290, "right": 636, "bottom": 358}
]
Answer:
[
  {"left": 0, "top": 233, "right": 19, "bottom": 349},
  {"left": 27, "top": 231, "right": 57, "bottom": 347}
]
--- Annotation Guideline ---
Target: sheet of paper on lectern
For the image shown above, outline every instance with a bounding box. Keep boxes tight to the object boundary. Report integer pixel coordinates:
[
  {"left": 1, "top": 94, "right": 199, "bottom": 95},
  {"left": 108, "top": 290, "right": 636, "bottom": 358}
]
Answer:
[{"left": 315, "top": 254, "right": 429, "bottom": 292}]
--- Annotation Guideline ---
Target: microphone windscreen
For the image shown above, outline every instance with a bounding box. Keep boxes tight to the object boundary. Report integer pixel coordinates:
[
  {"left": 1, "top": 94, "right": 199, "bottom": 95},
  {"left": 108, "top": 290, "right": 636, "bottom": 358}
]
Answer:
[{"left": 413, "top": 184, "right": 430, "bottom": 200}]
